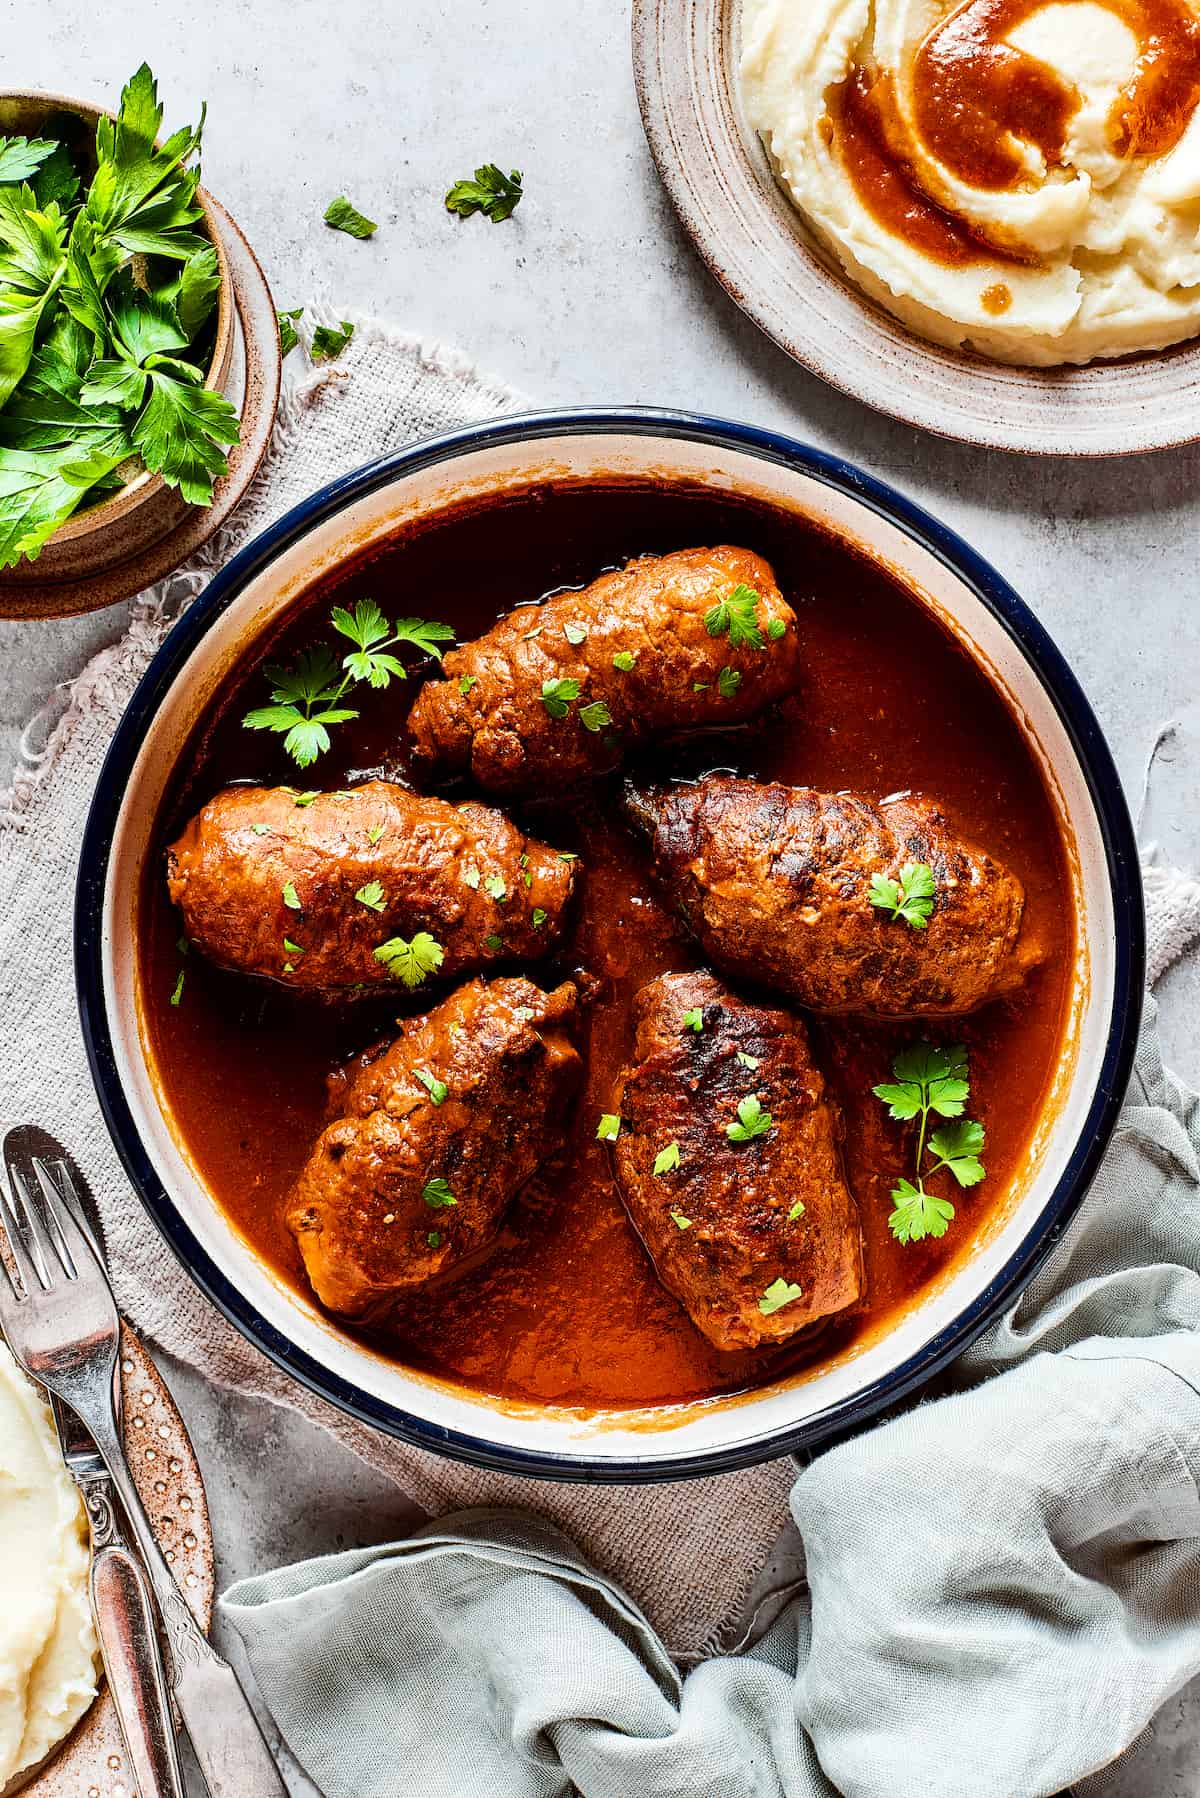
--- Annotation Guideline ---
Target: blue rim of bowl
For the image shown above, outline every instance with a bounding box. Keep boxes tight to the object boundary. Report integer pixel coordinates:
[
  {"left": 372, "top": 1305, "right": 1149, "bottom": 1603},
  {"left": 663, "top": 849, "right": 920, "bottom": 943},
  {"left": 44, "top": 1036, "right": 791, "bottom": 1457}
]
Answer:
[{"left": 76, "top": 406, "right": 1145, "bottom": 1483}]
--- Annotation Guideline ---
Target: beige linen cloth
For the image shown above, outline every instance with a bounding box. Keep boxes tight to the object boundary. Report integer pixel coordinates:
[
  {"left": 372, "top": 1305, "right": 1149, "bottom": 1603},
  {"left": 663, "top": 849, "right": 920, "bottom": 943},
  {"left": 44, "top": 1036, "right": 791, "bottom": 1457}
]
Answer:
[{"left": 4, "top": 317, "right": 1199, "bottom": 1660}]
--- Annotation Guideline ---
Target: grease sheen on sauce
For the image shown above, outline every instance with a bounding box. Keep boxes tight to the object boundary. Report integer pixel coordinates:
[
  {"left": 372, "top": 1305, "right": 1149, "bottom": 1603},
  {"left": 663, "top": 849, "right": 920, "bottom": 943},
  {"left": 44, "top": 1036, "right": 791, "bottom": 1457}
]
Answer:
[{"left": 141, "top": 482, "right": 1075, "bottom": 1412}]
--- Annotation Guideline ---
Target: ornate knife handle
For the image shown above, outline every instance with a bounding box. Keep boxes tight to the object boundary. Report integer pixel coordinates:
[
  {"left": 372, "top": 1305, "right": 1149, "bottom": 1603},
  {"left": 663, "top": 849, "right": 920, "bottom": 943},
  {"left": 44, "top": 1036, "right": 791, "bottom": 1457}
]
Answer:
[{"left": 89, "top": 1526, "right": 187, "bottom": 1798}]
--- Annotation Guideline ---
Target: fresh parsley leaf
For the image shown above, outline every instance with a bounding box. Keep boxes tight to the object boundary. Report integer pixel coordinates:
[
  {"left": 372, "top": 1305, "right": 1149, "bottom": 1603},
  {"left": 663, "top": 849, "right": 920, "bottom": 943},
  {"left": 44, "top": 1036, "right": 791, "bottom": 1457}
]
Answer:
[
  {"left": 873, "top": 1042, "right": 969, "bottom": 1120},
  {"left": 415, "top": 1067, "right": 449, "bottom": 1105},
  {"left": 484, "top": 873, "right": 507, "bottom": 901},
  {"left": 324, "top": 196, "right": 377, "bottom": 238},
  {"left": 426, "top": 1230, "right": 442, "bottom": 1248},
  {"left": 704, "top": 583, "right": 764, "bottom": 650},
  {"left": 727, "top": 1094, "right": 773, "bottom": 1142},
  {"left": 277, "top": 306, "right": 303, "bottom": 355},
  {"left": 888, "top": 1179, "right": 955, "bottom": 1243},
  {"left": 131, "top": 370, "right": 239, "bottom": 504},
  {"left": 758, "top": 1277, "right": 802, "bottom": 1316},
  {"left": 928, "top": 1119, "right": 986, "bottom": 1187},
  {"left": 169, "top": 968, "right": 185, "bottom": 1007},
  {"left": 531, "top": 907, "right": 547, "bottom": 929},
  {"left": 393, "top": 616, "right": 455, "bottom": 661},
  {"left": 596, "top": 1113, "right": 620, "bottom": 1141},
  {"left": 717, "top": 666, "right": 741, "bottom": 699},
  {"left": 681, "top": 1008, "right": 704, "bottom": 1033},
  {"left": 541, "top": 676, "right": 580, "bottom": 719},
  {"left": 767, "top": 618, "right": 787, "bottom": 641},
  {"left": 373, "top": 931, "right": 445, "bottom": 987},
  {"left": 788, "top": 1200, "right": 806, "bottom": 1221},
  {"left": 311, "top": 320, "right": 354, "bottom": 361},
  {"left": 445, "top": 164, "right": 523, "bottom": 222},
  {"left": 463, "top": 864, "right": 481, "bottom": 890},
  {"left": 670, "top": 1211, "right": 692, "bottom": 1230},
  {"left": 355, "top": 880, "right": 386, "bottom": 912},
  {"left": 78, "top": 359, "right": 146, "bottom": 409},
  {"left": 251, "top": 822, "right": 270, "bottom": 836},
  {"left": 367, "top": 823, "right": 386, "bottom": 845},
  {"left": 736, "top": 1051, "right": 760, "bottom": 1070},
  {"left": 282, "top": 937, "right": 304, "bottom": 955},
  {"left": 281, "top": 881, "right": 301, "bottom": 911},
  {"left": 579, "top": 699, "right": 613, "bottom": 733},
  {"left": 30, "top": 144, "right": 80, "bottom": 212},
  {"left": 0, "top": 138, "right": 57, "bottom": 186},
  {"left": 484, "top": 933, "right": 503, "bottom": 952},
  {"left": 612, "top": 650, "right": 636, "bottom": 671},
  {"left": 563, "top": 622, "right": 587, "bottom": 645},
  {"left": 331, "top": 598, "right": 407, "bottom": 687},
  {"left": 242, "top": 645, "right": 360, "bottom": 769},
  {"left": 0, "top": 445, "right": 128, "bottom": 570},
  {"left": 869, "top": 861, "right": 937, "bottom": 930},
  {"left": 422, "top": 1177, "right": 457, "bottom": 1209},
  {"left": 653, "top": 1141, "right": 681, "bottom": 1175}
]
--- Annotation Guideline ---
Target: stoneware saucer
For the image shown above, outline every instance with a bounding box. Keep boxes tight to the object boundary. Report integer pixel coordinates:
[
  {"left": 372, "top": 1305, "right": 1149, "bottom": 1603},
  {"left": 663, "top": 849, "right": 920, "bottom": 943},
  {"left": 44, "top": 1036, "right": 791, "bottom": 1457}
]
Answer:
[{"left": 632, "top": 0, "right": 1200, "bottom": 455}]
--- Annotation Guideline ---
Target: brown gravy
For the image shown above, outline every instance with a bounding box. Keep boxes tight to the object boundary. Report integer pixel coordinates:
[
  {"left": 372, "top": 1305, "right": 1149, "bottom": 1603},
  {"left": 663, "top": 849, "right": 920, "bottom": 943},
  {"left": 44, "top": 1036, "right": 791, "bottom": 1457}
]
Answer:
[{"left": 140, "top": 480, "right": 1075, "bottom": 1412}]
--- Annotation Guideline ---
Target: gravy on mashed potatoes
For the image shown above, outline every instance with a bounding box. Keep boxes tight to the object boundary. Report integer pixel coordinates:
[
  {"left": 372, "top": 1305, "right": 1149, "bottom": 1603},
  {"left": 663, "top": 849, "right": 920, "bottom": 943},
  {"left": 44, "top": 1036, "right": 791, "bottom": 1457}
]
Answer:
[
  {"left": 741, "top": 0, "right": 1200, "bottom": 363},
  {"left": 0, "top": 1342, "right": 98, "bottom": 1786}
]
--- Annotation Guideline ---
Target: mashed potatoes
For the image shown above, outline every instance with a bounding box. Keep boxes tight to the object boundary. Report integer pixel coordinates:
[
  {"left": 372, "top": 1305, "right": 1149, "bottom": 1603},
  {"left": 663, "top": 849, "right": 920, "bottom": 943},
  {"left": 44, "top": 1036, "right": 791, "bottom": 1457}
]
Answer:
[
  {"left": 741, "top": 0, "right": 1200, "bottom": 364},
  {"left": 0, "top": 1342, "right": 98, "bottom": 1785}
]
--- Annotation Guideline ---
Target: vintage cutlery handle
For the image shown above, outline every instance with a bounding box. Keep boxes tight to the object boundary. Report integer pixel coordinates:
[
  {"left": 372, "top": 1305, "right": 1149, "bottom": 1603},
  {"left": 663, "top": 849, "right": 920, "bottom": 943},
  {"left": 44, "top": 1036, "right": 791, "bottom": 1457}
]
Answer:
[
  {"left": 91, "top": 1542, "right": 187, "bottom": 1798},
  {"left": 85, "top": 1409, "right": 288, "bottom": 1798}
]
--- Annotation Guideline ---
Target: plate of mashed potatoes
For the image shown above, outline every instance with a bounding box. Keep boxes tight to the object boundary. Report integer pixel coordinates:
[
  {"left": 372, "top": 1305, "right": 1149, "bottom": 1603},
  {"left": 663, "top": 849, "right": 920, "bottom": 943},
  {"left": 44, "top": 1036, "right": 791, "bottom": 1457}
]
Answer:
[
  {"left": 633, "top": 0, "right": 1200, "bottom": 451},
  {"left": 0, "top": 1332, "right": 211, "bottom": 1797}
]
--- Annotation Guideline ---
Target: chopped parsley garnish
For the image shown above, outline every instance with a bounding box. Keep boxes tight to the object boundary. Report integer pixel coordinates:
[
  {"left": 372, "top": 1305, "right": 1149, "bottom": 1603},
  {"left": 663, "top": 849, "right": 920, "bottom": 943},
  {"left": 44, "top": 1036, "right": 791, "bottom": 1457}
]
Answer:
[
  {"left": 522, "top": 870, "right": 533, "bottom": 888},
  {"left": 463, "top": 864, "right": 481, "bottom": 889},
  {"left": 169, "top": 969, "right": 185, "bottom": 1007},
  {"left": 484, "top": 873, "right": 507, "bottom": 901},
  {"left": 243, "top": 600, "right": 453, "bottom": 768},
  {"left": 726, "top": 1094, "right": 772, "bottom": 1142},
  {"left": 282, "top": 938, "right": 304, "bottom": 955},
  {"left": 653, "top": 1141, "right": 681, "bottom": 1175},
  {"left": 873, "top": 1042, "right": 984, "bottom": 1243},
  {"left": 459, "top": 673, "right": 477, "bottom": 696},
  {"left": 717, "top": 666, "right": 742, "bottom": 699},
  {"left": 597, "top": 1112, "right": 621, "bottom": 1141},
  {"left": 310, "top": 320, "right": 355, "bottom": 361},
  {"left": 373, "top": 931, "right": 445, "bottom": 987},
  {"left": 704, "top": 583, "right": 764, "bottom": 651},
  {"left": 758, "top": 1277, "right": 803, "bottom": 1316},
  {"left": 367, "top": 823, "right": 386, "bottom": 845},
  {"left": 579, "top": 700, "right": 613, "bottom": 733},
  {"left": 355, "top": 881, "right": 386, "bottom": 912},
  {"left": 531, "top": 908, "right": 547, "bottom": 929},
  {"left": 563, "top": 622, "right": 587, "bottom": 645},
  {"left": 415, "top": 1068, "right": 449, "bottom": 1105},
  {"left": 426, "top": 1231, "right": 442, "bottom": 1249},
  {"left": 693, "top": 682, "right": 710, "bottom": 693},
  {"left": 557, "top": 850, "right": 578, "bottom": 861},
  {"left": 670, "top": 1211, "right": 692, "bottom": 1230},
  {"left": 251, "top": 822, "right": 270, "bottom": 836},
  {"left": 281, "top": 881, "right": 301, "bottom": 911},
  {"left": 445, "top": 164, "right": 523, "bottom": 222},
  {"left": 736, "top": 1050, "right": 760, "bottom": 1070},
  {"left": 541, "top": 676, "right": 580, "bottom": 719},
  {"left": 291, "top": 790, "right": 318, "bottom": 807},
  {"left": 788, "top": 1200, "right": 806, "bottom": 1221},
  {"left": 177, "top": 935, "right": 190, "bottom": 956},
  {"left": 324, "top": 195, "right": 377, "bottom": 238},
  {"left": 612, "top": 650, "right": 636, "bottom": 671},
  {"left": 484, "top": 933, "right": 503, "bottom": 952},
  {"left": 681, "top": 1008, "right": 704, "bottom": 1033},
  {"left": 277, "top": 307, "right": 303, "bottom": 355},
  {"left": 767, "top": 618, "right": 787, "bottom": 641},
  {"left": 422, "top": 1177, "right": 457, "bottom": 1209},
  {"left": 870, "top": 861, "right": 937, "bottom": 930}
]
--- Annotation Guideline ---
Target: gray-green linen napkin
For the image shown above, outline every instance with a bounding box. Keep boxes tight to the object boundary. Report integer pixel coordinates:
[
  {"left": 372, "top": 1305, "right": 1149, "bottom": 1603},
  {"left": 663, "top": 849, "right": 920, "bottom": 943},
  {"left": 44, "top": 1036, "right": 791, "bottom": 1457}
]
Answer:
[{"left": 223, "top": 992, "right": 1200, "bottom": 1798}]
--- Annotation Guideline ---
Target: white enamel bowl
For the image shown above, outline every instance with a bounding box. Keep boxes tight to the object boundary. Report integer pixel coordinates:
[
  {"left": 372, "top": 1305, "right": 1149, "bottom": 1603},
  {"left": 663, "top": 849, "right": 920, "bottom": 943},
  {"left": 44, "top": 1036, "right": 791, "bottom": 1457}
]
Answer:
[{"left": 76, "top": 410, "right": 1143, "bottom": 1481}]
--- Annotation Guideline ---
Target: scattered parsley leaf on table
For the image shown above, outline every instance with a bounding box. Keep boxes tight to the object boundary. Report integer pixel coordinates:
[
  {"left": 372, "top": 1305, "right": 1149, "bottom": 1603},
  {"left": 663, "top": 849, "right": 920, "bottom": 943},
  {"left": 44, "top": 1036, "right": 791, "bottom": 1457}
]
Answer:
[
  {"left": 324, "top": 196, "right": 377, "bottom": 238},
  {"left": 311, "top": 320, "right": 354, "bottom": 361},
  {"left": 869, "top": 860, "right": 937, "bottom": 930},
  {"left": 445, "top": 164, "right": 523, "bottom": 222},
  {"left": 277, "top": 307, "right": 303, "bottom": 356}
]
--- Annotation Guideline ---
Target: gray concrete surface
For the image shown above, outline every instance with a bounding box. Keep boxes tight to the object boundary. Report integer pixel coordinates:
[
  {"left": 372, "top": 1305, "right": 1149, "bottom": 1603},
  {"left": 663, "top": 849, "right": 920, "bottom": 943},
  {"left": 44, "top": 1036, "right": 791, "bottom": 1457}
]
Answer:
[{"left": 3, "top": 1, "right": 1199, "bottom": 1791}]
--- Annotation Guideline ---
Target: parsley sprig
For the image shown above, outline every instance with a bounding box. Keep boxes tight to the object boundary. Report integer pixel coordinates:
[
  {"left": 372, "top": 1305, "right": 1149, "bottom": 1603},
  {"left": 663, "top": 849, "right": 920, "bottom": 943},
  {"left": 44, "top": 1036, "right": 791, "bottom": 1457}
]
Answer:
[
  {"left": 870, "top": 861, "right": 937, "bottom": 930},
  {"left": 873, "top": 1042, "right": 986, "bottom": 1243},
  {"left": 445, "top": 165, "right": 523, "bottom": 222},
  {"left": 705, "top": 583, "right": 765, "bottom": 650},
  {"left": 243, "top": 598, "right": 454, "bottom": 768}
]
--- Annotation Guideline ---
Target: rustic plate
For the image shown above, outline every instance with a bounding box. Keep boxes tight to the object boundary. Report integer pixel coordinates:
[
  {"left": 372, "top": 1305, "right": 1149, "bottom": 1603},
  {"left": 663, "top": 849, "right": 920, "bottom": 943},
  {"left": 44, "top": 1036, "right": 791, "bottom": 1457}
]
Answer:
[
  {"left": 12, "top": 1326, "right": 213, "bottom": 1798},
  {"left": 632, "top": 0, "right": 1200, "bottom": 455},
  {"left": 0, "top": 198, "right": 281, "bottom": 621}
]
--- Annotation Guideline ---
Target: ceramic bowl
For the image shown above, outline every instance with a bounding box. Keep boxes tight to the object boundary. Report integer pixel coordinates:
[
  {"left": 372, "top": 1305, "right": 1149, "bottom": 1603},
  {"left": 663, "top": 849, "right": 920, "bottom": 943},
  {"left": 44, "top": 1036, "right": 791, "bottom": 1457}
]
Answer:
[
  {"left": 76, "top": 410, "right": 1144, "bottom": 1481},
  {"left": 0, "top": 90, "right": 235, "bottom": 588}
]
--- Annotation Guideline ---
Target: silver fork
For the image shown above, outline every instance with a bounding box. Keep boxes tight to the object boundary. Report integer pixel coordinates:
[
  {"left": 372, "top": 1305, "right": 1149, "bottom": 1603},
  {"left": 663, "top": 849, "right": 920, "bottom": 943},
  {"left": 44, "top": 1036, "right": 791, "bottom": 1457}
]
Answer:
[{"left": 0, "top": 1145, "right": 288, "bottom": 1798}]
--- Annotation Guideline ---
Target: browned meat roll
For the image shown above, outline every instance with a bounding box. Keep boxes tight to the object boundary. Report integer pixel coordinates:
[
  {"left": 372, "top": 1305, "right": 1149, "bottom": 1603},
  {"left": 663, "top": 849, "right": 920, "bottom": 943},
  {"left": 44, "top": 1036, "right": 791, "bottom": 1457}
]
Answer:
[
  {"left": 287, "top": 977, "right": 582, "bottom": 1314},
  {"left": 609, "top": 970, "right": 862, "bottom": 1351},
  {"left": 625, "top": 776, "right": 1036, "bottom": 1019},
  {"left": 407, "top": 546, "right": 799, "bottom": 794},
  {"left": 166, "top": 781, "right": 577, "bottom": 996}
]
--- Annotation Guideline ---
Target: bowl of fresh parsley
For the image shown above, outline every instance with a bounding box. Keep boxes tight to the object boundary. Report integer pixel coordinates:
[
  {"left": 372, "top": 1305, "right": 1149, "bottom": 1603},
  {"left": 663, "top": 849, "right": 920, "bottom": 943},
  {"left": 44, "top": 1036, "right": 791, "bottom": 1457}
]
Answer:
[{"left": 0, "top": 65, "right": 243, "bottom": 599}]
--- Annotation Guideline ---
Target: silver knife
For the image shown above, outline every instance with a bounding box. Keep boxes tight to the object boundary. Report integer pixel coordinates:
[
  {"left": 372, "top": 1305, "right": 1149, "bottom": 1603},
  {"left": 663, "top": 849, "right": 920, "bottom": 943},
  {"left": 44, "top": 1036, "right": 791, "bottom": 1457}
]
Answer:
[
  {"left": 17, "top": 1123, "right": 187, "bottom": 1798},
  {"left": 53, "top": 1392, "right": 187, "bottom": 1798}
]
